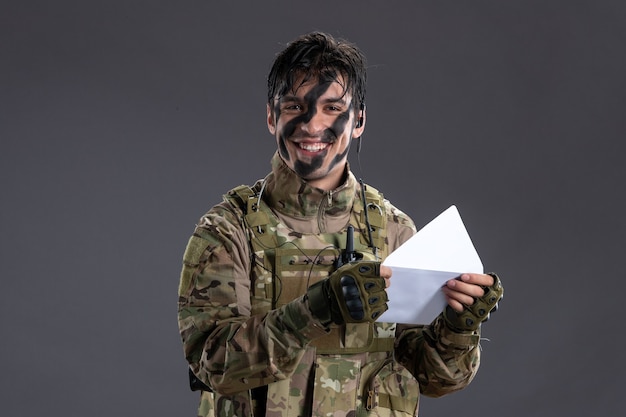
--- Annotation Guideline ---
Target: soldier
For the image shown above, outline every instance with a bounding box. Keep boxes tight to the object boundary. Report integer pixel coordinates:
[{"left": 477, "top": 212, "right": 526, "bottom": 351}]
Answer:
[{"left": 178, "top": 32, "right": 503, "bottom": 417}]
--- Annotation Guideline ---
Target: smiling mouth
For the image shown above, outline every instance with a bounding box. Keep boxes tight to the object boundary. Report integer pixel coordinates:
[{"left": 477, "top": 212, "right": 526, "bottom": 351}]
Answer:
[{"left": 297, "top": 142, "right": 329, "bottom": 152}]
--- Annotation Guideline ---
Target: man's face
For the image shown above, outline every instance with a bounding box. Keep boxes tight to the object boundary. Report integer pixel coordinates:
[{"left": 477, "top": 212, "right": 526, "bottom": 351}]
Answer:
[{"left": 267, "top": 74, "right": 365, "bottom": 191}]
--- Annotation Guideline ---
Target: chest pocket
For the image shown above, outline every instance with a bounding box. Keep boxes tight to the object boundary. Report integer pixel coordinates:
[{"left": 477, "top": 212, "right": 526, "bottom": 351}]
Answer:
[
  {"left": 249, "top": 244, "right": 341, "bottom": 316},
  {"left": 271, "top": 247, "right": 339, "bottom": 308}
]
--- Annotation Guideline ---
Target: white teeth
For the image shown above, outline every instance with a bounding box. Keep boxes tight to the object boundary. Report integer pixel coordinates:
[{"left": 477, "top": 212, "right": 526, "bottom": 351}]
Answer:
[{"left": 298, "top": 142, "right": 328, "bottom": 152}]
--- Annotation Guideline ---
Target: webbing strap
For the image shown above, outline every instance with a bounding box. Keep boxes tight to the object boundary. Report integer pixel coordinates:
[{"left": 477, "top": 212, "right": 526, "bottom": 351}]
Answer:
[
  {"left": 310, "top": 327, "right": 395, "bottom": 355},
  {"left": 377, "top": 393, "right": 416, "bottom": 414}
]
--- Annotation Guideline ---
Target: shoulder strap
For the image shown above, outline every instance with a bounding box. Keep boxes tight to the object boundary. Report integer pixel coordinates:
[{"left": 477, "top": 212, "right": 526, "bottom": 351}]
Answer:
[
  {"left": 353, "top": 182, "right": 388, "bottom": 259},
  {"left": 224, "top": 183, "right": 278, "bottom": 248},
  {"left": 224, "top": 184, "right": 255, "bottom": 214}
]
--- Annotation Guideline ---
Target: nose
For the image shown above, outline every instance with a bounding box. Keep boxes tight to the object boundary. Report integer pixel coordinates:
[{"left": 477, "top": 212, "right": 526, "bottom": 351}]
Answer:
[{"left": 300, "top": 111, "right": 327, "bottom": 136}]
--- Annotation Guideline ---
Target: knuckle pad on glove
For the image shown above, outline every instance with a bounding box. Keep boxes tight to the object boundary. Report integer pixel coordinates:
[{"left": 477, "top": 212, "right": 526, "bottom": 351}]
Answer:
[
  {"left": 444, "top": 273, "right": 504, "bottom": 332},
  {"left": 329, "top": 261, "right": 387, "bottom": 323}
]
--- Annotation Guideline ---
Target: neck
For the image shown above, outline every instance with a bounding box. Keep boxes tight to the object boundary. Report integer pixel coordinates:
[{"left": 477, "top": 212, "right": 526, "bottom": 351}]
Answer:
[{"left": 305, "top": 164, "right": 349, "bottom": 191}]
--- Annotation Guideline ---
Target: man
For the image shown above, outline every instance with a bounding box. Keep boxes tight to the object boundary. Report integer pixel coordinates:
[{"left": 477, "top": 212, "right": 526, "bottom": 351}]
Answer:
[{"left": 178, "top": 32, "right": 503, "bottom": 417}]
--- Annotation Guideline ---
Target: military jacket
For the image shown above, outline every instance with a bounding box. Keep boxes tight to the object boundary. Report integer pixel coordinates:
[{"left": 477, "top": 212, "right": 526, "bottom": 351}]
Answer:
[{"left": 178, "top": 152, "right": 482, "bottom": 417}]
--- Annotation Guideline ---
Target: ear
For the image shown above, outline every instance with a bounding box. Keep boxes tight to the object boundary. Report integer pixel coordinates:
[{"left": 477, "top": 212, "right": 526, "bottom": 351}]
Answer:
[
  {"left": 266, "top": 103, "right": 276, "bottom": 135},
  {"left": 352, "top": 106, "right": 366, "bottom": 138}
]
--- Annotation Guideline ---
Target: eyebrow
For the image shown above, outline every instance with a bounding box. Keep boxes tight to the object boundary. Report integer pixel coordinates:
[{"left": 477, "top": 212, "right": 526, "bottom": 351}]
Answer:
[
  {"left": 279, "top": 95, "right": 348, "bottom": 106},
  {"left": 322, "top": 97, "right": 348, "bottom": 106},
  {"left": 279, "top": 95, "right": 300, "bottom": 103}
]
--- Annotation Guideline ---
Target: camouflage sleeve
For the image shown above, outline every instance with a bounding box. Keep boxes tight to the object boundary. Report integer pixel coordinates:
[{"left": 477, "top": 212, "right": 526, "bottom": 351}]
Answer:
[
  {"left": 383, "top": 200, "right": 417, "bottom": 252},
  {"left": 177, "top": 201, "right": 328, "bottom": 396},
  {"left": 394, "top": 313, "right": 481, "bottom": 397}
]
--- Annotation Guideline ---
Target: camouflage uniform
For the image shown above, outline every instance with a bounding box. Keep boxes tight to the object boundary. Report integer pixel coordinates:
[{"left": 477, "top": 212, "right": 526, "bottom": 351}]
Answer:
[{"left": 178, "top": 152, "right": 481, "bottom": 417}]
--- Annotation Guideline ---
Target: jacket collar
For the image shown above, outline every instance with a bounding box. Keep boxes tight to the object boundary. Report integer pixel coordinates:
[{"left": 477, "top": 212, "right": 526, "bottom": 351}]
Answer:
[{"left": 263, "top": 152, "right": 358, "bottom": 219}]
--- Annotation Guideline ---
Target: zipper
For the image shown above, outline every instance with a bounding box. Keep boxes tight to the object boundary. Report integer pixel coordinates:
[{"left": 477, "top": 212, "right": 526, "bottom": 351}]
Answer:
[{"left": 317, "top": 190, "right": 333, "bottom": 233}]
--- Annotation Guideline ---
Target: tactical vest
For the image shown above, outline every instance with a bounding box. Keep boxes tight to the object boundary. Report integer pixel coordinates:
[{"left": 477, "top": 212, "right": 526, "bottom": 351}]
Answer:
[
  {"left": 195, "top": 182, "right": 421, "bottom": 417},
  {"left": 226, "top": 182, "right": 388, "bottom": 322}
]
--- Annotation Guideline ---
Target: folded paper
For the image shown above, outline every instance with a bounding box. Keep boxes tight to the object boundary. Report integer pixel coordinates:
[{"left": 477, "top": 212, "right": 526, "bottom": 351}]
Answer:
[{"left": 379, "top": 205, "right": 483, "bottom": 324}]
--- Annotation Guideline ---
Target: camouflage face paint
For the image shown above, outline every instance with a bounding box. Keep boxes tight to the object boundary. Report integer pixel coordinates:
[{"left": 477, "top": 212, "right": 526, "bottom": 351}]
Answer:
[
  {"left": 273, "top": 73, "right": 355, "bottom": 184},
  {"left": 293, "top": 107, "right": 351, "bottom": 178},
  {"left": 276, "top": 80, "right": 332, "bottom": 163}
]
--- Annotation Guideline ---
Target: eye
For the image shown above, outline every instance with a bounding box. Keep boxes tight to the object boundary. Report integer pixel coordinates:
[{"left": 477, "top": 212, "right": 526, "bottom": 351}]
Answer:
[{"left": 282, "top": 103, "right": 304, "bottom": 113}]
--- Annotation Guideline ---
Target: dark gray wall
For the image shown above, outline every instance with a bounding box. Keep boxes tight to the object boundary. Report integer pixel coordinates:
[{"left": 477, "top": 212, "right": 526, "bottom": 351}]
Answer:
[{"left": 2, "top": 1, "right": 624, "bottom": 415}]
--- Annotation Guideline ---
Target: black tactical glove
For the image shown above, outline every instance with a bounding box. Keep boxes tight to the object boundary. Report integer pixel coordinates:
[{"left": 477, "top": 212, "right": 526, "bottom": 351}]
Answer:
[
  {"left": 444, "top": 273, "right": 504, "bottom": 332},
  {"left": 306, "top": 261, "right": 388, "bottom": 326}
]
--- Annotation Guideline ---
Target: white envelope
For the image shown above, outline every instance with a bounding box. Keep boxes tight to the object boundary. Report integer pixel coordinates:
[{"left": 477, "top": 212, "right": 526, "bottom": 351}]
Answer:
[{"left": 378, "top": 205, "right": 483, "bottom": 324}]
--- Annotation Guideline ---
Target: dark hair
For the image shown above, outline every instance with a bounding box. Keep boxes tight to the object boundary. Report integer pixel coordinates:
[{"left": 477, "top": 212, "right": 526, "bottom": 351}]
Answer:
[{"left": 267, "top": 32, "right": 367, "bottom": 111}]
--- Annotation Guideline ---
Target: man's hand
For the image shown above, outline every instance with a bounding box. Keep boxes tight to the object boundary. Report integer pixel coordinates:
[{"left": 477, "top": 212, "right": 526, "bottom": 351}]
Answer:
[
  {"left": 442, "top": 273, "right": 503, "bottom": 332},
  {"left": 306, "top": 262, "right": 391, "bottom": 326}
]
